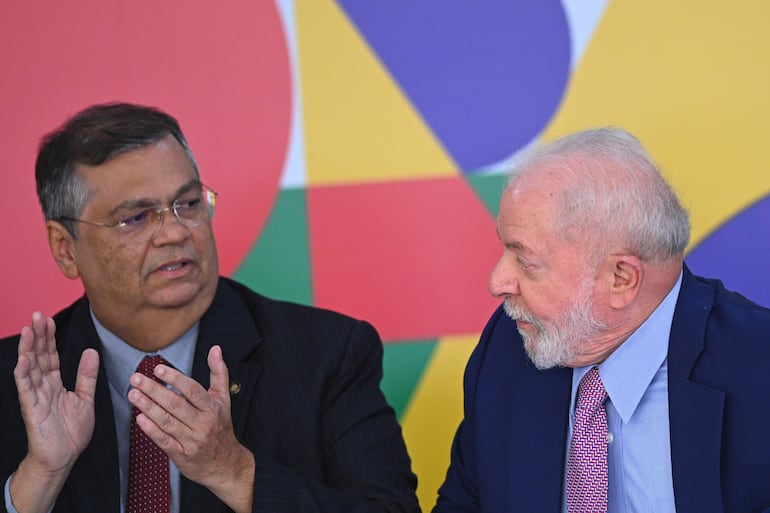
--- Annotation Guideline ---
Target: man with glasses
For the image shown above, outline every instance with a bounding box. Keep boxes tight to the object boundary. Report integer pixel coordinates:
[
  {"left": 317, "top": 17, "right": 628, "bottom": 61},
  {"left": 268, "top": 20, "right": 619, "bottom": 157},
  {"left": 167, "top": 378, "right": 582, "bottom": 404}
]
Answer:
[{"left": 0, "top": 103, "right": 419, "bottom": 513}]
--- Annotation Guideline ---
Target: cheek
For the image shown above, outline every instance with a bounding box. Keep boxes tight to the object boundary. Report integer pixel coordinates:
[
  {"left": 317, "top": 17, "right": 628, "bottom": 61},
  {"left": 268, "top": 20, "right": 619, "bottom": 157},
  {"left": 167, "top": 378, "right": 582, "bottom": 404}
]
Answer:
[
  {"left": 195, "top": 230, "right": 219, "bottom": 267},
  {"left": 522, "top": 286, "right": 569, "bottom": 321},
  {"left": 95, "top": 242, "right": 143, "bottom": 283}
]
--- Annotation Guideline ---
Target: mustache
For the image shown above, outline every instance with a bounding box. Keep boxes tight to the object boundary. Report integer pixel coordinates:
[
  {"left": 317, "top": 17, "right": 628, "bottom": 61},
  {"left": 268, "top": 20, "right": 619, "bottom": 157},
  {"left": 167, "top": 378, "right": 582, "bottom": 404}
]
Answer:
[{"left": 503, "top": 300, "right": 538, "bottom": 324}]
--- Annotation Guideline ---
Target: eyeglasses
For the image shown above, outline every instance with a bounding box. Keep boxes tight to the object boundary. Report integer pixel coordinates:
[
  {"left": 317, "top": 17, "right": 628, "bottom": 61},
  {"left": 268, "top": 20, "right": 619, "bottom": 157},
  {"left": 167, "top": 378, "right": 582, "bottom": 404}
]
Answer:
[{"left": 59, "top": 184, "right": 218, "bottom": 243}]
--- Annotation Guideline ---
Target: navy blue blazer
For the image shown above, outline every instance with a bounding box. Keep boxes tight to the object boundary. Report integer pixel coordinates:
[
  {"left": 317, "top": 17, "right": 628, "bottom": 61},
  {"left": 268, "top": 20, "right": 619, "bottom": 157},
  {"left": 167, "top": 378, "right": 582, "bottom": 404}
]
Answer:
[
  {"left": 434, "top": 266, "right": 770, "bottom": 513},
  {"left": 0, "top": 277, "right": 419, "bottom": 513}
]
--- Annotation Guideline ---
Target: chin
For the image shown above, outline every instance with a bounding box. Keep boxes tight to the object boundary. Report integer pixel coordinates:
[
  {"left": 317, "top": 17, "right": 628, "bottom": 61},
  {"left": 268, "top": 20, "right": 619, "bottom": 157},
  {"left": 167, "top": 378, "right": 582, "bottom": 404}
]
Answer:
[{"left": 154, "top": 278, "right": 216, "bottom": 309}]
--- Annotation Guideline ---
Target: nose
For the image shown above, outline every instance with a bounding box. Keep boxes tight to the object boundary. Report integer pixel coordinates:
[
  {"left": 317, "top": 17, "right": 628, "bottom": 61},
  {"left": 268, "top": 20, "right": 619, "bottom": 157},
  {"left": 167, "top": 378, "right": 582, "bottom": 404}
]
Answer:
[
  {"left": 151, "top": 206, "right": 190, "bottom": 243},
  {"left": 489, "top": 255, "right": 521, "bottom": 298}
]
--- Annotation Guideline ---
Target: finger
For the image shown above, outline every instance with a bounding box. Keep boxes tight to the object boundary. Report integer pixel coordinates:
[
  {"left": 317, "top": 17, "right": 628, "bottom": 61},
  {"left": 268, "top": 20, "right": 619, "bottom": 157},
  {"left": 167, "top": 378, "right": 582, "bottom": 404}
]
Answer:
[
  {"left": 17, "top": 325, "right": 34, "bottom": 366},
  {"left": 17, "top": 322, "right": 40, "bottom": 379},
  {"left": 45, "top": 316, "right": 57, "bottom": 354},
  {"left": 133, "top": 407, "right": 182, "bottom": 454},
  {"left": 207, "top": 345, "right": 231, "bottom": 404},
  {"left": 129, "top": 372, "right": 198, "bottom": 430},
  {"left": 129, "top": 382, "right": 202, "bottom": 457},
  {"left": 40, "top": 315, "right": 59, "bottom": 370},
  {"left": 30, "top": 310, "right": 47, "bottom": 335},
  {"left": 15, "top": 310, "right": 56, "bottom": 393},
  {"left": 29, "top": 311, "right": 54, "bottom": 351},
  {"left": 17, "top": 324, "right": 34, "bottom": 353},
  {"left": 13, "top": 349, "right": 34, "bottom": 401},
  {"left": 154, "top": 364, "right": 211, "bottom": 413},
  {"left": 14, "top": 315, "right": 58, "bottom": 421},
  {"left": 74, "top": 349, "right": 100, "bottom": 403},
  {"left": 26, "top": 312, "right": 59, "bottom": 377},
  {"left": 17, "top": 312, "right": 57, "bottom": 388},
  {"left": 13, "top": 354, "right": 47, "bottom": 427}
]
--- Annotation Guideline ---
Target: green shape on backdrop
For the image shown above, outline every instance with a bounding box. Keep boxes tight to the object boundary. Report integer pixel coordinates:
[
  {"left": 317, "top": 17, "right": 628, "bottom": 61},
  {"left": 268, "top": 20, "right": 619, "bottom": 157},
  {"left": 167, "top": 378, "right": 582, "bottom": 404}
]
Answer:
[
  {"left": 234, "top": 187, "right": 436, "bottom": 415},
  {"left": 381, "top": 340, "right": 437, "bottom": 420},
  {"left": 233, "top": 187, "right": 313, "bottom": 305},
  {"left": 467, "top": 172, "right": 506, "bottom": 216}
]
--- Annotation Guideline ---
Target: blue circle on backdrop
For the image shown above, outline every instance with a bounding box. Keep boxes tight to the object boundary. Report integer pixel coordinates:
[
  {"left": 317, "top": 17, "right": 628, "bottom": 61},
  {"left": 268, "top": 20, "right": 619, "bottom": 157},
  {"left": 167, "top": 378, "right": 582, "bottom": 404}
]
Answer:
[
  {"left": 338, "top": 0, "right": 571, "bottom": 172},
  {"left": 686, "top": 194, "right": 770, "bottom": 307}
]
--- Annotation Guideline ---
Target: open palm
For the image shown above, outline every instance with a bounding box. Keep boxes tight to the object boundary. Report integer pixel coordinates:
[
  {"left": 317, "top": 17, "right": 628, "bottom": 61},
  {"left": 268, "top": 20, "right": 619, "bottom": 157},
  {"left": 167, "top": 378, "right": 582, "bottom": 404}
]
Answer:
[{"left": 13, "top": 312, "right": 99, "bottom": 474}]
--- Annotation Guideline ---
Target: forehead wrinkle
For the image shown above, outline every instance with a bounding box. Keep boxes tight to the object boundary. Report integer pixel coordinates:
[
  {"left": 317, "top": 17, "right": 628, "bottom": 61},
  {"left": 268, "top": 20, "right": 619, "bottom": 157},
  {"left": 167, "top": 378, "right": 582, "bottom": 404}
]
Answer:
[{"left": 499, "top": 187, "right": 557, "bottom": 258}]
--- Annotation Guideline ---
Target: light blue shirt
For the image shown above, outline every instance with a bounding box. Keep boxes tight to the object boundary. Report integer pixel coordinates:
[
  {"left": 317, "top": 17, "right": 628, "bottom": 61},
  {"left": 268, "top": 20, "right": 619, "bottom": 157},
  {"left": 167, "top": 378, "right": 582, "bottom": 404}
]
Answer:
[
  {"left": 562, "top": 272, "right": 682, "bottom": 513},
  {"left": 4, "top": 312, "right": 197, "bottom": 513},
  {"left": 95, "top": 312, "right": 197, "bottom": 513}
]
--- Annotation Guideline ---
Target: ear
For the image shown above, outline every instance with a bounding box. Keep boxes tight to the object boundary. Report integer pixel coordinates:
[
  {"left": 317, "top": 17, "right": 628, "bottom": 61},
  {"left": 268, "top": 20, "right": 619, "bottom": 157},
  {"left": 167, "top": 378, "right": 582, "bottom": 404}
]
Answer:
[
  {"left": 608, "top": 254, "right": 642, "bottom": 309},
  {"left": 46, "top": 221, "right": 81, "bottom": 280}
]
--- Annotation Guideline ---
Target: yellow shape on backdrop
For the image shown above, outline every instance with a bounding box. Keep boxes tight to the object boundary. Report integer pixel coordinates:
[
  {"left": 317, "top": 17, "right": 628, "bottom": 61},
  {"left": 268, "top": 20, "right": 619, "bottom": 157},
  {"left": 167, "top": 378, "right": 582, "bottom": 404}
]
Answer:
[
  {"left": 295, "top": 0, "right": 457, "bottom": 186},
  {"left": 542, "top": 0, "right": 770, "bottom": 248},
  {"left": 401, "top": 333, "right": 478, "bottom": 512}
]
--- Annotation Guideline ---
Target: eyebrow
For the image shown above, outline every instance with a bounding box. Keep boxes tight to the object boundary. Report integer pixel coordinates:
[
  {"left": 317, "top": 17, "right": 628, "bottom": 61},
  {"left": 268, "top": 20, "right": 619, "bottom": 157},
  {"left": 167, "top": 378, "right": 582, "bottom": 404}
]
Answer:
[
  {"left": 496, "top": 228, "right": 537, "bottom": 257},
  {"left": 107, "top": 179, "right": 202, "bottom": 217}
]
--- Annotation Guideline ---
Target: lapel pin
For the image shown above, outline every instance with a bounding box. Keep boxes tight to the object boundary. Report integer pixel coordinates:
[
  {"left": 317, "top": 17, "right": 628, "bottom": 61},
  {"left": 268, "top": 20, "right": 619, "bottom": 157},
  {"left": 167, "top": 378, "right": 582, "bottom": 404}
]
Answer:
[{"left": 230, "top": 382, "right": 241, "bottom": 395}]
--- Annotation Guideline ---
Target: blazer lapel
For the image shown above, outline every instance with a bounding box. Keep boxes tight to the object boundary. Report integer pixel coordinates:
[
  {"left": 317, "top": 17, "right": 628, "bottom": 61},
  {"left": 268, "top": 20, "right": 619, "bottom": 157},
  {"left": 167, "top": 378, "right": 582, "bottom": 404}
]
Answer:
[
  {"left": 181, "top": 279, "right": 263, "bottom": 513},
  {"left": 667, "top": 267, "right": 726, "bottom": 513},
  {"left": 507, "top": 365, "right": 572, "bottom": 512},
  {"left": 59, "top": 299, "right": 122, "bottom": 513}
]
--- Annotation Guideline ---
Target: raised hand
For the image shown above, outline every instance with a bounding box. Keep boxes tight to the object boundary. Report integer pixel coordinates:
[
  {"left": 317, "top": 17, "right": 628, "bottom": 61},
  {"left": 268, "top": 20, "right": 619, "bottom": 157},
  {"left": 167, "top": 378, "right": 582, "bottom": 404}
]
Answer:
[
  {"left": 10, "top": 311, "right": 100, "bottom": 513},
  {"left": 128, "top": 345, "right": 255, "bottom": 513}
]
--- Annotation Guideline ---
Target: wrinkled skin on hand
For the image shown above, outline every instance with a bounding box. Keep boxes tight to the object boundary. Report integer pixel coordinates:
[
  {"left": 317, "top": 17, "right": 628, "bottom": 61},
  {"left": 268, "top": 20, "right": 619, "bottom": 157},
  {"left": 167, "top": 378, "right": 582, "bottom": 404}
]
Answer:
[{"left": 128, "top": 345, "right": 254, "bottom": 512}]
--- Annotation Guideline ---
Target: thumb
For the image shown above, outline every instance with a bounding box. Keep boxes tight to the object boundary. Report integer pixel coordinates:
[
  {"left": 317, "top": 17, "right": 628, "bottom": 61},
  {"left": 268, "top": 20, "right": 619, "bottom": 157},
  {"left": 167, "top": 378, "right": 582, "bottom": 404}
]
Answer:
[
  {"left": 207, "top": 345, "right": 231, "bottom": 402},
  {"left": 74, "top": 348, "right": 100, "bottom": 403}
]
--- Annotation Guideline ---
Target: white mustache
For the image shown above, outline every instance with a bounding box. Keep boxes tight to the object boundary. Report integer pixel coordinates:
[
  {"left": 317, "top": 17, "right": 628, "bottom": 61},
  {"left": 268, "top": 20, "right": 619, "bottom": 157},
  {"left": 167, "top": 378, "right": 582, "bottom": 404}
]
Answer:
[{"left": 503, "top": 300, "right": 538, "bottom": 325}]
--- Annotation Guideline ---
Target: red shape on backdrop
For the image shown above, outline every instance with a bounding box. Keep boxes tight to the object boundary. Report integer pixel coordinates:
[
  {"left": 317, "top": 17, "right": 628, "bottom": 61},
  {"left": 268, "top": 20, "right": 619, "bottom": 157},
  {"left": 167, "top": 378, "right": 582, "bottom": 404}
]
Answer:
[
  {"left": 0, "top": 2, "right": 292, "bottom": 336},
  {"left": 308, "top": 177, "right": 502, "bottom": 341}
]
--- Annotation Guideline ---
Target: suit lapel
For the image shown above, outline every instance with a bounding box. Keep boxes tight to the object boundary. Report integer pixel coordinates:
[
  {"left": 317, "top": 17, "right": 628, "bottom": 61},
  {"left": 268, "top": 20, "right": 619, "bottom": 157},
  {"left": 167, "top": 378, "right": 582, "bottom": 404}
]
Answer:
[
  {"left": 507, "top": 365, "right": 572, "bottom": 512},
  {"left": 181, "top": 279, "right": 263, "bottom": 512},
  {"left": 59, "top": 299, "right": 122, "bottom": 513},
  {"left": 667, "top": 267, "right": 726, "bottom": 513},
  {"left": 51, "top": 281, "right": 264, "bottom": 512}
]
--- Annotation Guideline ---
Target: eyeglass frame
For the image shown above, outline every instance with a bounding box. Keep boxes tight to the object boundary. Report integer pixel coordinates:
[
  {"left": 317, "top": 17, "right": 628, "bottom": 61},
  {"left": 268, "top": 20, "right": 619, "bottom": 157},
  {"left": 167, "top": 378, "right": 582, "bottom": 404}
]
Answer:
[{"left": 57, "top": 183, "right": 218, "bottom": 241}]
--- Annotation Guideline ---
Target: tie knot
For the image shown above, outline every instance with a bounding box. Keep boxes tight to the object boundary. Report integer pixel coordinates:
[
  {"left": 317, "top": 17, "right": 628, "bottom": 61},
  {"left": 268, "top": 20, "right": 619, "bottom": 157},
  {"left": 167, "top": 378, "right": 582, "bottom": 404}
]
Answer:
[
  {"left": 137, "top": 355, "right": 169, "bottom": 382},
  {"left": 576, "top": 367, "right": 607, "bottom": 411}
]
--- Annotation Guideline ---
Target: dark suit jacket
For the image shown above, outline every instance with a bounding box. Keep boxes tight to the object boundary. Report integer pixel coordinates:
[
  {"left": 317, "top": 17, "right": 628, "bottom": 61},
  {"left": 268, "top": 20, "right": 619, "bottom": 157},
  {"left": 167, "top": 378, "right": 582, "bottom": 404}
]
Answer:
[
  {"left": 0, "top": 277, "right": 419, "bottom": 513},
  {"left": 434, "top": 266, "right": 770, "bottom": 513}
]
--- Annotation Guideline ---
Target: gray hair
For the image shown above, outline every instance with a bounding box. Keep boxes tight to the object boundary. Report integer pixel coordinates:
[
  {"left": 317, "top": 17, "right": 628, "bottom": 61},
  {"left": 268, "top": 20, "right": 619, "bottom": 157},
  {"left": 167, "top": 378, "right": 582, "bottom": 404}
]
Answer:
[{"left": 507, "top": 127, "right": 691, "bottom": 264}]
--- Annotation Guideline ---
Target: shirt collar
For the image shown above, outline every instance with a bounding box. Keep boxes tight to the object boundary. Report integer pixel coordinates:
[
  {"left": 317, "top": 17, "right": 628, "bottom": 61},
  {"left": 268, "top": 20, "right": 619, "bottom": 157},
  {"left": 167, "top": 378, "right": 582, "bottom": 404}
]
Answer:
[
  {"left": 572, "top": 271, "right": 682, "bottom": 422},
  {"left": 91, "top": 310, "right": 198, "bottom": 395}
]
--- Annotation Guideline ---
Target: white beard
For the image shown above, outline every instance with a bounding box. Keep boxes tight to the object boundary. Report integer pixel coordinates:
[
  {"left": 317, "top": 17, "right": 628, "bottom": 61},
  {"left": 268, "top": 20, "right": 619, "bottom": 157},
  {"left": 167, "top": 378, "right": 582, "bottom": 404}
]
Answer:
[{"left": 502, "top": 280, "right": 607, "bottom": 369}]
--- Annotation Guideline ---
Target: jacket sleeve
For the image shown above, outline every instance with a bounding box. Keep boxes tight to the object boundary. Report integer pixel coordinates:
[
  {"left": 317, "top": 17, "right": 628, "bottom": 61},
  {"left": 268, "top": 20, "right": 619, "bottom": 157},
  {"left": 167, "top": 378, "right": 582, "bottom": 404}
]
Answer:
[{"left": 432, "top": 308, "right": 505, "bottom": 513}]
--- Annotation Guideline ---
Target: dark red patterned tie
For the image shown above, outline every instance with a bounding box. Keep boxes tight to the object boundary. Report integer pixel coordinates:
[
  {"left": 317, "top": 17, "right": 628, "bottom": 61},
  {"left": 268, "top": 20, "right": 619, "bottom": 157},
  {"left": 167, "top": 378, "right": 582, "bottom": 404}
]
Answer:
[
  {"left": 566, "top": 367, "right": 609, "bottom": 513},
  {"left": 127, "top": 355, "right": 171, "bottom": 513}
]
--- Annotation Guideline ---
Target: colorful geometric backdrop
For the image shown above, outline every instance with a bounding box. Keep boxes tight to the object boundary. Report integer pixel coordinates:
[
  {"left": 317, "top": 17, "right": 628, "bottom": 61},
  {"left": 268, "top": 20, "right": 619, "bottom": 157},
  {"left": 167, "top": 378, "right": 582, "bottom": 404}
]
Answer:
[{"left": 2, "top": 1, "right": 770, "bottom": 510}]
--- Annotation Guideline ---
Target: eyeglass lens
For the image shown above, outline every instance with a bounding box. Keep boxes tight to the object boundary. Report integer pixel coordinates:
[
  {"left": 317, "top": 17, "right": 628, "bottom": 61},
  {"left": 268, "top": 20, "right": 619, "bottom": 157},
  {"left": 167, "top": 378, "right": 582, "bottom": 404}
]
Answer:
[{"left": 120, "top": 187, "right": 216, "bottom": 242}]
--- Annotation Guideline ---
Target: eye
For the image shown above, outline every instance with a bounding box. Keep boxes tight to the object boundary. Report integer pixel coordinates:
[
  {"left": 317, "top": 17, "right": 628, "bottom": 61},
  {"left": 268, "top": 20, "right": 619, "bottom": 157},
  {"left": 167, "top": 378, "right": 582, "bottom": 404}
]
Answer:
[
  {"left": 517, "top": 258, "right": 534, "bottom": 271},
  {"left": 117, "top": 209, "right": 152, "bottom": 228},
  {"left": 176, "top": 196, "right": 201, "bottom": 210},
  {"left": 174, "top": 197, "right": 202, "bottom": 216}
]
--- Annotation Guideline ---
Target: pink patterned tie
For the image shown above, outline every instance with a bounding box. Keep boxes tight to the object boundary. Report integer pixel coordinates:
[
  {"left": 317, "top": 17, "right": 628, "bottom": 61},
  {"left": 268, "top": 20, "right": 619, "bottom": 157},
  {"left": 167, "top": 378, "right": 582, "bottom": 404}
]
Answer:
[
  {"left": 566, "top": 367, "right": 609, "bottom": 513},
  {"left": 127, "top": 355, "right": 171, "bottom": 513}
]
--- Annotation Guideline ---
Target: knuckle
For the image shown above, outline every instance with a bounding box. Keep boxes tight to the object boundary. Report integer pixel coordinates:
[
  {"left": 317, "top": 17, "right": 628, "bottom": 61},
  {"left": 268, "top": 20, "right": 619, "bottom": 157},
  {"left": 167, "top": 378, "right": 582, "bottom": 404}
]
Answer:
[
  {"left": 185, "top": 385, "right": 205, "bottom": 402},
  {"left": 157, "top": 410, "right": 176, "bottom": 431},
  {"left": 153, "top": 429, "right": 172, "bottom": 448},
  {"left": 165, "top": 391, "right": 187, "bottom": 411}
]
